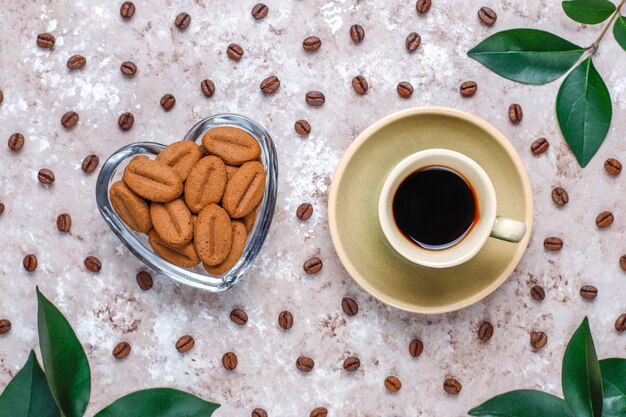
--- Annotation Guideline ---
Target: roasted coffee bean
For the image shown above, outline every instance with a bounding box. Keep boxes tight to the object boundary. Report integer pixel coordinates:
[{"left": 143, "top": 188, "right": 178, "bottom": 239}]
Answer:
[
  {"left": 342, "top": 297, "right": 358, "bottom": 316},
  {"left": 615, "top": 313, "right": 626, "bottom": 332},
  {"left": 0, "top": 203, "right": 4, "bottom": 216},
  {"left": 0, "top": 89, "right": 3, "bottom": 105},
  {"left": 120, "top": 1, "right": 135, "bottom": 19},
  {"left": 23, "top": 254, "right": 37, "bottom": 272},
  {"left": 56, "top": 213, "right": 71, "bottom": 232},
  {"left": 343, "top": 356, "right": 360, "bottom": 372},
  {"left": 222, "top": 351, "right": 238, "bottom": 370},
  {"left": 160, "top": 94, "right": 176, "bottom": 111},
  {"left": 136, "top": 271, "right": 153, "bottom": 290},
  {"left": 278, "top": 310, "right": 293, "bottom": 329},
  {"left": 61, "top": 111, "right": 79, "bottom": 128},
  {"left": 478, "top": 7, "right": 497, "bottom": 25},
  {"left": 84, "top": 256, "right": 102, "bottom": 272},
  {"left": 176, "top": 335, "right": 194, "bottom": 352},
  {"left": 295, "top": 120, "right": 311, "bottom": 136},
  {"left": 604, "top": 158, "right": 622, "bottom": 176},
  {"left": 113, "top": 342, "right": 131, "bottom": 359},
  {"left": 118, "top": 112, "right": 134, "bottom": 130},
  {"left": 303, "top": 36, "right": 322, "bottom": 51},
  {"left": 260, "top": 75, "right": 280, "bottom": 94},
  {"left": 443, "top": 378, "right": 462, "bottom": 395},
  {"left": 406, "top": 32, "right": 421, "bottom": 51},
  {"left": 551, "top": 187, "right": 569, "bottom": 207},
  {"left": 120, "top": 61, "right": 137, "bottom": 76},
  {"left": 0, "top": 319, "right": 11, "bottom": 335},
  {"left": 252, "top": 409, "right": 268, "bottom": 417},
  {"left": 227, "top": 43, "right": 244, "bottom": 61},
  {"left": 82, "top": 154, "right": 99, "bottom": 173},
  {"left": 230, "top": 308, "right": 248, "bottom": 325},
  {"left": 252, "top": 3, "right": 269, "bottom": 19},
  {"left": 67, "top": 55, "right": 86, "bottom": 70},
  {"left": 8, "top": 133, "right": 24, "bottom": 151},
  {"left": 350, "top": 24, "right": 365, "bottom": 43},
  {"left": 296, "top": 356, "right": 314, "bottom": 372},
  {"left": 296, "top": 203, "right": 313, "bottom": 220},
  {"left": 416, "top": 0, "right": 432, "bottom": 13},
  {"left": 531, "top": 138, "right": 549, "bottom": 155},
  {"left": 201, "top": 79, "right": 215, "bottom": 97},
  {"left": 409, "top": 338, "right": 423, "bottom": 357},
  {"left": 385, "top": 376, "right": 401, "bottom": 392},
  {"left": 310, "top": 407, "right": 328, "bottom": 417},
  {"left": 460, "top": 81, "right": 478, "bottom": 97},
  {"left": 175, "top": 12, "right": 191, "bottom": 30},
  {"left": 580, "top": 285, "right": 598, "bottom": 300},
  {"left": 38, "top": 168, "right": 55, "bottom": 184},
  {"left": 531, "top": 285, "right": 545, "bottom": 301},
  {"left": 352, "top": 75, "right": 369, "bottom": 95},
  {"left": 530, "top": 331, "right": 547, "bottom": 349},
  {"left": 303, "top": 256, "right": 323, "bottom": 274},
  {"left": 620, "top": 255, "right": 626, "bottom": 271},
  {"left": 478, "top": 321, "right": 494, "bottom": 341},
  {"left": 544, "top": 237, "right": 563, "bottom": 251},
  {"left": 306, "top": 91, "right": 325, "bottom": 106},
  {"left": 508, "top": 103, "right": 523, "bottom": 123},
  {"left": 397, "top": 81, "right": 414, "bottom": 98},
  {"left": 37, "top": 33, "right": 55, "bottom": 49},
  {"left": 596, "top": 211, "right": 614, "bottom": 228}
]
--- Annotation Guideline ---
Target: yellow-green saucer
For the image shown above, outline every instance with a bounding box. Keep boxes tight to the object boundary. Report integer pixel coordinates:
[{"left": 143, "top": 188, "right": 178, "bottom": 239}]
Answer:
[{"left": 328, "top": 107, "right": 533, "bottom": 314}]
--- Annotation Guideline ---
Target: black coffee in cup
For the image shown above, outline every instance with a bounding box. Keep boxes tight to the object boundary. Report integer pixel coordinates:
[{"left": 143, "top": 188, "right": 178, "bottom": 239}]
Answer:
[{"left": 392, "top": 165, "right": 479, "bottom": 250}]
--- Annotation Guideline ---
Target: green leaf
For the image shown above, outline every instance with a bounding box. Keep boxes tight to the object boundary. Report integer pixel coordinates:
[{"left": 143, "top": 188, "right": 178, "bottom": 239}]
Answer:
[
  {"left": 94, "top": 388, "right": 220, "bottom": 417},
  {"left": 468, "top": 389, "right": 574, "bottom": 417},
  {"left": 614, "top": 15, "right": 626, "bottom": 51},
  {"left": 36, "top": 287, "right": 91, "bottom": 417},
  {"left": 562, "top": 317, "right": 604, "bottom": 417},
  {"left": 556, "top": 57, "right": 612, "bottom": 167},
  {"left": 562, "top": 0, "right": 616, "bottom": 24},
  {"left": 467, "top": 29, "right": 585, "bottom": 84},
  {"left": 600, "top": 358, "right": 626, "bottom": 417},
  {"left": 0, "top": 351, "right": 61, "bottom": 417}
]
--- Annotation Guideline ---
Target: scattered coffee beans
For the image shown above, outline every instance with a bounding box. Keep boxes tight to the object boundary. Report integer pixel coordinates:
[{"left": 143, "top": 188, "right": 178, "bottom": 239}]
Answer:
[
  {"left": 61, "top": 111, "right": 79, "bottom": 128},
  {"left": 397, "top": 81, "right": 414, "bottom": 98},
  {"left": 23, "top": 254, "right": 38, "bottom": 272},
  {"left": 508, "top": 103, "right": 523, "bottom": 123},
  {"left": 82, "top": 154, "right": 99, "bottom": 173},
  {"left": 38, "top": 169, "right": 55, "bottom": 185},
  {"left": 531, "top": 138, "right": 549, "bottom": 155},
  {"left": 113, "top": 342, "right": 131, "bottom": 359},
  {"left": 56, "top": 213, "right": 71, "bottom": 232},
  {"left": 530, "top": 330, "right": 547, "bottom": 349},
  {"left": 260, "top": 76, "right": 280, "bottom": 94},
  {"left": 415, "top": 0, "right": 432, "bottom": 14},
  {"left": 37, "top": 33, "right": 55, "bottom": 49},
  {"left": 352, "top": 75, "right": 369, "bottom": 95},
  {"left": 303, "top": 256, "right": 323, "bottom": 274},
  {"left": 0, "top": 203, "right": 4, "bottom": 216},
  {"left": 342, "top": 297, "right": 358, "bottom": 316},
  {"left": 595, "top": 211, "right": 613, "bottom": 228},
  {"left": 251, "top": 3, "right": 269, "bottom": 20},
  {"left": 343, "top": 356, "right": 360, "bottom": 372},
  {"left": 478, "top": 321, "right": 494, "bottom": 341},
  {"left": 0, "top": 89, "right": 3, "bottom": 105},
  {"left": 443, "top": 378, "right": 462, "bottom": 395},
  {"left": 120, "top": 61, "right": 137, "bottom": 77},
  {"left": 222, "top": 352, "right": 238, "bottom": 370},
  {"left": 350, "top": 24, "right": 365, "bottom": 43},
  {"left": 278, "top": 310, "right": 293, "bottom": 329},
  {"left": 296, "top": 203, "right": 313, "bottom": 220},
  {"left": 0, "top": 319, "right": 11, "bottom": 335},
  {"left": 84, "top": 256, "right": 102, "bottom": 272},
  {"left": 620, "top": 255, "right": 626, "bottom": 271},
  {"left": 230, "top": 308, "right": 248, "bottom": 326},
  {"left": 160, "top": 94, "right": 176, "bottom": 111},
  {"left": 176, "top": 335, "right": 195, "bottom": 352},
  {"left": 295, "top": 120, "right": 311, "bottom": 136},
  {"left": 580, "top": 285, "right": 598, "bottom": 300},
  {"left": 310, "top": 407, "right": 328, "bottom": 417},
  {"left": 8, "top": 133, "right": 24, "bottom": 151},
  {"left": 478, "top": 7, "right": 497, "bottom": 25},
  {"left": 460, "top": 81, "right": 478, "bottom": 97},
  {"left": 385, "top": 376, "right": 401, "bottom": 392},
  {"left": 227, "top": 43, "right": 244, "bottom": 61},
  {"left": 252, "top": 409, "right": 268, "bottom": 417},
  {"left": 615, "top": 313, "right": 626, "bottom": 332},
  {"left": 406, "top": 32, "right": 421, "bottom": 51},
  {"left": 303, "top": 36, "right": 322, "bottom": 52},
  {"left": 296, "top": 356, "right": 314, "bottom": 372},
  {"left": 118, "top": 112, "right": 134, "bottom": 130},
  {"left": 306, "top": 91, "right": 325, "bottom": 106},
  {"left": 531, "top": 285, "right": 545, "bottom": 301},
  {"left": 544, "top": 237, "right": 563, "bottom": 251},
  {"left": 551, "top": 187, "right": 569, "bottom": 207},
  {"left": 136, "top": 271, "right": 153, "bottom": 290},
  {"left": 67, "top": 55, "right": 86, "bottom": 70},
  {"left": 120, "top": 1, "right": 135, "bottom": 19},
  {"left": 409, "top": 338, "right": 424, "bottom": 357},
  {"left": 175, "top": 12, "right": 191, "bottom": 30},
  {"left": 201, "top": 79, "right": 215, "bottom": 97},
  {"left": 604, "top": 158, "right": 622, "bottom": 176}
]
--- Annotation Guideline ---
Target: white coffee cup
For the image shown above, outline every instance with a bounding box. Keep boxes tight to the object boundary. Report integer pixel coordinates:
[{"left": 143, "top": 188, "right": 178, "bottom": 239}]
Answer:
[{"left": 378, "top": 149, "right": 526, "bottom": 268}]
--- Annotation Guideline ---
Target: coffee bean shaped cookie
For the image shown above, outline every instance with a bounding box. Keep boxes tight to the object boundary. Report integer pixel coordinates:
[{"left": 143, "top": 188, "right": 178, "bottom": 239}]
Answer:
[
  {"left": 148, "top": 230, "right": 200, "bottom": 268},
  {"left": 123, "top": 156, "right": 183, "bottom": 202},
  {"left": 150, "top": 198, "right": 193, "bottom": 247},
  {"left": 204, "top": 220, "right": 247, "bottom": 275},
  {"left": 184, "top": 156, "right": 227, "bottom": 213},
  {"left": 109, "top": 180, "right": 152, "bottom": 233},
  {"left": 156, "top": 141, "right": 203, "bottom": 181},
  {"left": 222, "top": 161, "right": 266, "bottom": 218},
  {"left": 195, "top": 204, "right": 232, "bottom": 266},
  {"left": 225, "top": 165, "right": 239, "bottom": 181},
  {"left": 202, "top": 126, "right": 261, "bottom": 166},
  {"left": 242, "top": 209, "right": 257, "bottom": 233}
]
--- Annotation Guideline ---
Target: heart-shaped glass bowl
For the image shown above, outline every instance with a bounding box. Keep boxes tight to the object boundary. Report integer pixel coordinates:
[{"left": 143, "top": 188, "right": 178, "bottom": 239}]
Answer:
[{"left": 95, "top": 114, "right": 278, "bottom": 292}]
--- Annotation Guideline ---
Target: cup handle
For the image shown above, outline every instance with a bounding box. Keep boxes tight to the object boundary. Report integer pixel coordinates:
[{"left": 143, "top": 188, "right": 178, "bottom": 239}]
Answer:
[{"left": 490, "top": 216, "right": 527, "bottom": 243}]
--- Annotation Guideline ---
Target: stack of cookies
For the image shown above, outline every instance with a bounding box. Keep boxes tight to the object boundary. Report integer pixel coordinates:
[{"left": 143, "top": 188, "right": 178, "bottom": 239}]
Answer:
[{"left": 108, "top": 126, "right": 266, "bottom": 275}]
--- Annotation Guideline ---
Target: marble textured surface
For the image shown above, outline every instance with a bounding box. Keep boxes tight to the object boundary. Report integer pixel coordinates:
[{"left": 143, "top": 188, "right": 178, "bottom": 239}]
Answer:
[{"left": 0, "top": 0, "right": 624, "bottom": 416}]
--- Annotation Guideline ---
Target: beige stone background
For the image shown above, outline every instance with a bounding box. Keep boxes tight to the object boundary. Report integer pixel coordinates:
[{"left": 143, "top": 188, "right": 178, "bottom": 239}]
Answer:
[{"left": 0, "top": 0, "right": 624, "bottom": 416}]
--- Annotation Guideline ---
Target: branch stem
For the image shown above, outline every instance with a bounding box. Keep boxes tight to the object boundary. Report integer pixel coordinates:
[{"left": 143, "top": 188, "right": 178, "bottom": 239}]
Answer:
[{"left": 585, "top": 0, "right": 625, "bottom": 54}]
